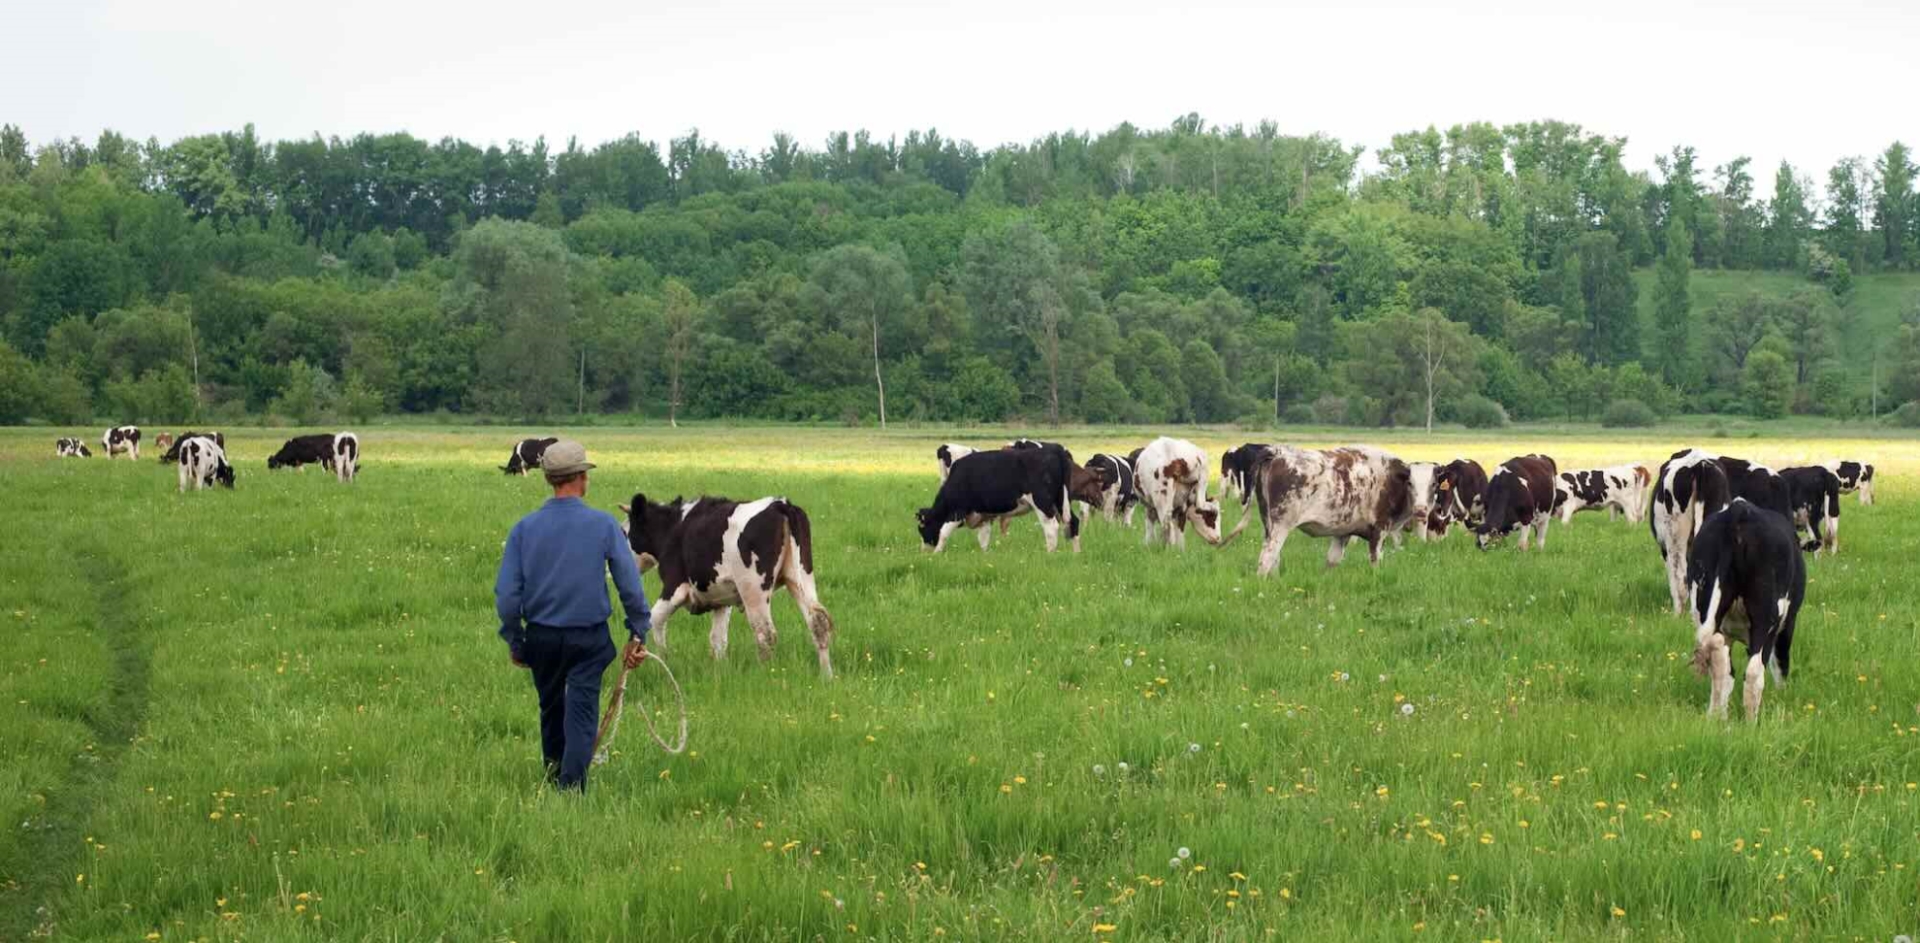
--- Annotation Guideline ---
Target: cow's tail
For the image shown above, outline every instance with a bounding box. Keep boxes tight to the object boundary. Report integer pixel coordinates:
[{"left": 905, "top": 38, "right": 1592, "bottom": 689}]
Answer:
[{"left": 777, "top": 501, "right": 835, "bottom": 679}]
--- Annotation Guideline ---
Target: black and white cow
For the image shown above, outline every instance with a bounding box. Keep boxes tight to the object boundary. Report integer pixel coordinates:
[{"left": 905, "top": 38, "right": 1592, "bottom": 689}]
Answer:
[
  {"left": 1245, "top": 445, "right": 1413, "bottom": 575},
  {"left": 622, "top": 493, "right": 835, "bottom": 678},
  {"left": 176, "top": 436, "right": 235, "bottom": 493},
  {"left": 1474, "top": 454, "right": 1558, "bottom": 551},
  {"left": 1429, "top": 458, "right": 1489, "bottom": 537},
  {"left": 1084, "top": 453, "right": 1139, "bottom": 524},
  {"left": 1778, "top": 465, "right": 1842, "bottom": 555},
  {"left": 918, "top": 447, "right": 1080, "bottom": 553},
  {"left": 1008, "top": 438, "right": 1071, "bottom": 459},
  {"left": 1651, "top": 448, "right": 1731, "bottom": 615},
  {"left": 1684, "top": 499, "right": 1805, "bottom": 721},
  {"left": 1822, "top": 460, "right": 1875, "bottom": 506},
  {"left": 102, "top": 425, "right": 141, "bottom": 460},
  {"left": 1220, "top": 443, "right": 1274, "bottom": 505},
  {"left": 1551, "top": 463, "right": 1653, "bottom": 525},
  {"left": 935, "top": 444, "right": 978, "bottom": 482},
  {"left": 268, "top": 432, "right": 360, "bottom": 482},
  {"left": 1714, "top": 458, "right": 1814, "bottom": 554},
  {"left": 160, "top": 431, "right": 224, "bottom": 465},
  {"left": 1135, "top": 437, "right": 1230, "bottom": 549},
  {"left": 502, "top": 437, "right": 559, "bottom": 476},
  {"left": 55, "top": 437, "right": 92, "bottom": 458}
]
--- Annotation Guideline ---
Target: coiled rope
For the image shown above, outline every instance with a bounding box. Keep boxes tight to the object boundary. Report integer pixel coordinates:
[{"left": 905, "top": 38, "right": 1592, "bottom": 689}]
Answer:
[{"left": 593, "top": 654, "right": 688, "bottom": 761}]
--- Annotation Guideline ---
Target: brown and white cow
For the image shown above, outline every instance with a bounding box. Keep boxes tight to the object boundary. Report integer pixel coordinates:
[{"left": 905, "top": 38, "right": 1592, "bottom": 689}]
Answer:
[
  {"left": 1391, "top": 461, "right": 1442, "bottom": 546},
  {"left": 1821, "top": 460, "right": 1875, "bottom": 506},
  {"left": 622, "top": 493, "right": 835, "bottom": 678},
  {"left": 103, "top": 425, "right": 141, "bottom": 460},
  {"left": 1650, "top": 448, "right": 1731, "bottom": 614},
  {"left": 1551, "top": 463, "right": 1652, "bottom": 525},
  {"left": 1244, "top": 445, "right": 1414, "bottom": 575},
  {"left": 1474, "top": 454, "right": 1557, "bottom": 551},
  {"left": 1134, "top": 437, "right": 1230, "bottom": 549}
]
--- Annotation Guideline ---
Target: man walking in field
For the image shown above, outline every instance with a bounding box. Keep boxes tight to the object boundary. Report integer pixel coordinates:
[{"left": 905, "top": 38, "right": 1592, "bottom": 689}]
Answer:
[{"left": 495, "top": 440, "right": 650, "bottom": 792}]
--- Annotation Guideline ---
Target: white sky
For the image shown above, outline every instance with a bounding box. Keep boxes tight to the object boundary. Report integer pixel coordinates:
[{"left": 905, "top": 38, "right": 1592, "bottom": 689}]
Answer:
[{"left": 5, "top": 0, "right": 1916, "bottom": 194}]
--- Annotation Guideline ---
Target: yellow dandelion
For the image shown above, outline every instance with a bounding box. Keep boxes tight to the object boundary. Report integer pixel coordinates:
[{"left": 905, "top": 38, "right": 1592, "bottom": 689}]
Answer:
[
  {"left": 1479, "top": 833, "right": 1494, "bottom": 845},
  {"left": 1013, "top": 776, "right": 1026, "bottom": 785},
  {"left": 1610, "top": 905, "right": 1626, "bottom": 918},
  {"left": 1690, "top": 829, "right": 1702, "bottom": 841},
  {"left": 1279, "top": 887, "right": 1291, "bottom": 899},
  {"left": 1092, "top": 924, "right": 1117, "bottom": 934},
  {"left": 1810, "top": 848, "right": 1824, "bottom": 862},
  {"left": 1518, "top": 819, "right": 1530, "bottom": 829},
  {"left": 1733, "top": 838, "right": 1746, "bottom": 853},
  {"left": 1603, "top": 832, "right": 1618, "bottom": 841},
  {"left": 1413, "top": 922, "right": 1426, "bottom": 932},
  {"left": 999, "top": 784, "right": 1012, "bottom": 794}
]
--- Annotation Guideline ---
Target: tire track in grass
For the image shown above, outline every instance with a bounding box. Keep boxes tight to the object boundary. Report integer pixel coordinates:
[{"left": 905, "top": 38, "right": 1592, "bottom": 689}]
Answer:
[{"left": 0, "top": 547, "right": 152, "bottom": 942}]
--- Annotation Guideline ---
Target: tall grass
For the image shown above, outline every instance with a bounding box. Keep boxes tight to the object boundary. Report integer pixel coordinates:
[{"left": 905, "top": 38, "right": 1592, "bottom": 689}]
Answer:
[{"left": 1, "top": 427, "right": 1916, "bottom": 940}]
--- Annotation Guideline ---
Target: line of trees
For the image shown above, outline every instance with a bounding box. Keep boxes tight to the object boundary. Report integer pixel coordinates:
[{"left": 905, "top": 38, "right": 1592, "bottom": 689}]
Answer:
[{"left": 2, "top": 117, "right": 1918, "bottom": 428}]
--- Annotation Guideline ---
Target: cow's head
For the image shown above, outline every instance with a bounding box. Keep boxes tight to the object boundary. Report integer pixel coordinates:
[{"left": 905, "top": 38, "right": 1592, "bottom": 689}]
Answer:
[
  {"left": 915, "top": 507, "right": 945, "bottom": 550},
  {"left": 267, "top": 450, "right": 288, "bottom": 470},
  {"left": 1473, "top": 474, "right": 1525, "bottom": 550},
  {"left": 214, "top": 458, "right": 236, "bottom": 489},
  {"left": 619, "top": 492, "right": 679, "bottom": 571}
]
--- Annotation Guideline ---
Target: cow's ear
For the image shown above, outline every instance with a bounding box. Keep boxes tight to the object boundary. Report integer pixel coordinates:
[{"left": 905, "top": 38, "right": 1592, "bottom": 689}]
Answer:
[{"left": 618, "top": 503, "right": 631, "bottom": 516}]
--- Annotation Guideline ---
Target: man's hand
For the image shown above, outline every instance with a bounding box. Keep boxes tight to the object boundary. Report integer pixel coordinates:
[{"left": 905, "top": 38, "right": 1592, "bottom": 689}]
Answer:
[
  {"left": 622, "top": 639, "right": 648, "bottom": 670},
  {"left": 509, "top": 649, "right": 528, "bottom": 668}
]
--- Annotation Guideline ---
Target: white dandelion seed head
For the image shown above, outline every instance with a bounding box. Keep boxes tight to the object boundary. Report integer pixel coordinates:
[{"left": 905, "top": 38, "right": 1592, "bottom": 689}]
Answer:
[
  {"left": 1188, "top": 742, "right": 1201, "bottom": 754},
  {"left": 1339, "top": 672, "right": 1350, "bottom": 682},
  {"left": 1169, "top": 857, "right": 1182, "bottom": 869},
  {"left": 833, "top": 898, "right": 845, "bottom": 910},
  {"left": 1894, "top": 936, "right": 1912, "bottom": 943},
  {"left": 1379, "top": 674, "right": 1388, "bottom": 682},
  {"left": 1124, "top": 658, "right": 1133, "bottom": 668},
  {"left": 1285, "top": 710, "right": 1296, "bottom": 719},
  {"left": 1240, "top": 722, "right": 1250, "bottom": 730},
  {"left": 1093, "top": 764, "right": 1106, "bottom": 777},
  {"left": 1401, "top": 703, "right": 1416, "bottom": 716}
]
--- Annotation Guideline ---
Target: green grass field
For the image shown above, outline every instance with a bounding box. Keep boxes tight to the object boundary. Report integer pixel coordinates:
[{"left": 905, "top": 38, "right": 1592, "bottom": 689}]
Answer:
[{"left": 2, "top": 426, "right": 1917, "bottom": 941}]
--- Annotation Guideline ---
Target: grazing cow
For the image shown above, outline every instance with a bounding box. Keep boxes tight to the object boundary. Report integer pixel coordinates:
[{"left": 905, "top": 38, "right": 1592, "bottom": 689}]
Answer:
[
  {"left": 1651, "top": 449, "right": 1732, "bottom": 615},
  {"left": 153, "top": 432, "right": 175, "bottom": 456},
  {"left": 1245, "top": 445, "right": 1413, "bottom": 575},
  {"left": 1429, "top": 458, "right": 1489, "bottom": 537},
  {"left": 1684, "top": 499, "right": 1805, "bottom": 721},
  {"left": 1475, "top": 455, "right": 1558, "bottom": 551},
  {"left": 1220, "top": 443, "right": 1274, "bottom": 504},
  {"left": 935, "top": 444, "right": 977, "bottom": 481},
  {"left": 176, "top": 436, "right": 235, "bottom": 493},
  {"left": 267, "top": 432, "right": 360, "bottom": 482},
  {"left": 1778, "top": 465, "right": 1841, "bottom": 554},
  {"left": 917, "top": 447, "right": 1080, "bottom": 553},
  {"left": 1008, "top": 438, "right": 1071, "bottom": 458},
  {"left": 1552, "top": 463, "right": 1653, "bottom": 525},
  {"left": 1714, "top": 458, "right": 1811, "bottom": 552},
  {"left": 159, "top": 431, "right": 224, "bottom": 465},
  {"left": 1134, "top": 437, "right": 1230, "bottom": 549},
  {"left": 1084, "top": 453, "right": 1139, "bottom": 524},
  {"left": 102, "top": 425, "right": 141, "bottom": 460},
  {"left": 55, "top": 437, "right": 93, "bottom": 458},
  {"left": 622, "top": 493, "right": 835, "bottom": 678},
  {"left": 502, "top": 437, "right": 559, "bottom": 476},
  {"left": 1822, "top": 460, "right": 1875, "bottom": 506}
]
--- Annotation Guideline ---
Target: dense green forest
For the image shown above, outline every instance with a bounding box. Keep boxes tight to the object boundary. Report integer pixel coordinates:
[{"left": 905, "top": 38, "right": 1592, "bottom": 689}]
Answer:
[{"left": 2, "top": 117, "right": 1918, "bottom": 429}]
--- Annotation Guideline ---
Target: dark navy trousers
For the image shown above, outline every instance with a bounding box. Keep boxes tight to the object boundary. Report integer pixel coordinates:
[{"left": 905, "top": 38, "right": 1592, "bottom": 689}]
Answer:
[{"left": 521, "top": 622, "right": 615, "bottom": 791}]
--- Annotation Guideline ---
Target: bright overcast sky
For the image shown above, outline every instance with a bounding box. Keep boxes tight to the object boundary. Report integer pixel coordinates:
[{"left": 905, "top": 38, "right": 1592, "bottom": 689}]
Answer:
[{"left": 6, "top": 0, "right": 1915, "bottom": 191}]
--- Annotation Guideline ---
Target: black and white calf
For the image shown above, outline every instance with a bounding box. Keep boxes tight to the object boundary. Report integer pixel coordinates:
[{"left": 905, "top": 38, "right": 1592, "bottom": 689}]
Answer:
[
  {"left": 501, "top": 437, "right": 559, "bottom": 476},
  {"left": 1135, "top": 437, "right": 1229, "bottom": 549},
  {"left": 918, "top": 447, "right": 1080, "bottom": 553},
  {"left": 1474, "top": 454, "right": 1558, "bottom": 551},
  {"left": 935, "top": 444, "right": 977, "bottom": 481},
  {"left": 622, "top": 493, "right": 835, "bottom": 678},
  {"left": 1822, "top": 460, "right": 1875, "bottom": 506},
  {"left": 1778, "top": 465, "right": 1842, "bottom": 554},
  {"left": 1552, "top": 463, "right": 1653, "bottom": 525},
  {"left": 1684, "top": 499, "right": 1805, "bottom": 721},
  {"left": 102, "top": 425, "right": 141, "bottom": 460},
  {"left": 1084, "top": 453, "right": 1139, "bottom": 524},
  {"left": 55, "top": 437, "right": 92, "bottom": 458},
  {"left": 1220, "top": 443, "right": 1274, "bottom": 505},
  {"left": 176, "top": 436, "right": 235, "bottom": 493},
  {"left": 1650, "top": 449, "right": 1731, "bottom": 614},
  {"left": 159, "top": 431, "right": 223, "bottom": 465},
  {"left": 267, "top": 432, "right": 359, "bottom": 482}
]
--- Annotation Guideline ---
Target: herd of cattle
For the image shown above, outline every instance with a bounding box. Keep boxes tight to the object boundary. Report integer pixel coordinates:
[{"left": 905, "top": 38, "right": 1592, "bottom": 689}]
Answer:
[
  {"left": 923, "top": 436, "right": 1877, "bottom": 720},
  {"left": 56, "top": 425, "right": 362, "bottom": 490},
  {"left": 47, "top": 427, "right": 1885, "bottom": 718}
]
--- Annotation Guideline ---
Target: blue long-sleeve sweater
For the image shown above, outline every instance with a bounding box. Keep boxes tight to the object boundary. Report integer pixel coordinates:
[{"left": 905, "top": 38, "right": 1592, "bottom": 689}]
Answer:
[{"left": 495, "top": 497, "right": 650, "bottom": 650}]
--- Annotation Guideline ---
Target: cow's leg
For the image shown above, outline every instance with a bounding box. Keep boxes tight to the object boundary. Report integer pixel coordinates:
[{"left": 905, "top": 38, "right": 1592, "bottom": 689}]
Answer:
[
  {"left": 739, "top": 583, "right": 778, "bottom": 662},
  {"left": 709, "top": 607, "right": 732, "bottom": 661},
  {"left": 1365, "top": 530, "right": 1386, "bottom": 566},
  {"left": 1534, "top": 515, "right": 1549, "bottom": 550},
  {"left": 973, "top": 523, "right": 991, "bottom": 551},
  {"left": 1124, "top": 504, "right": 1136, "bottom": 528},
  {"left": 1325, "top": 536, "right": 1350, "bottom": 568},
  {"left": 1706, "top": 634, "right": 1733, "bottom": 719},
  {"left": 1039, "top": 513, "right": 1060, "bottom": 553},
  {"left": 176, "top": 463, "right": 188, "bottom": 494},
  {"left": 998, "top": 517, "right": 1010, "bottom": 537},
  {"left": 1390, "top": 523, "right": 1404, "bottom": 550},
  {"left": 781, "top": 568, "right": 836, "bottom": 680},
  {"left": 1256, "top": 523, "right": 1289, "bottom": 577},
  {"left": 933, "top": 520, "right": 961, "bottom": 554},
  {"left": 1825, "top": 514, "right": 1839, "bottom": 554},
  {"left": 1741, "top": 650, "right": 1767, "bottom": 722},
  {"left": 648, "top": 584, "right": 690, "bottom": 656}
]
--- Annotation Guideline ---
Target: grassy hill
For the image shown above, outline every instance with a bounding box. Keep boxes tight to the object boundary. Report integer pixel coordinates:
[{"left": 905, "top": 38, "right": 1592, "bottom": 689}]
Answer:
[{"left": 1632, "top": 268, "right": 1920, "bottom": 389}]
